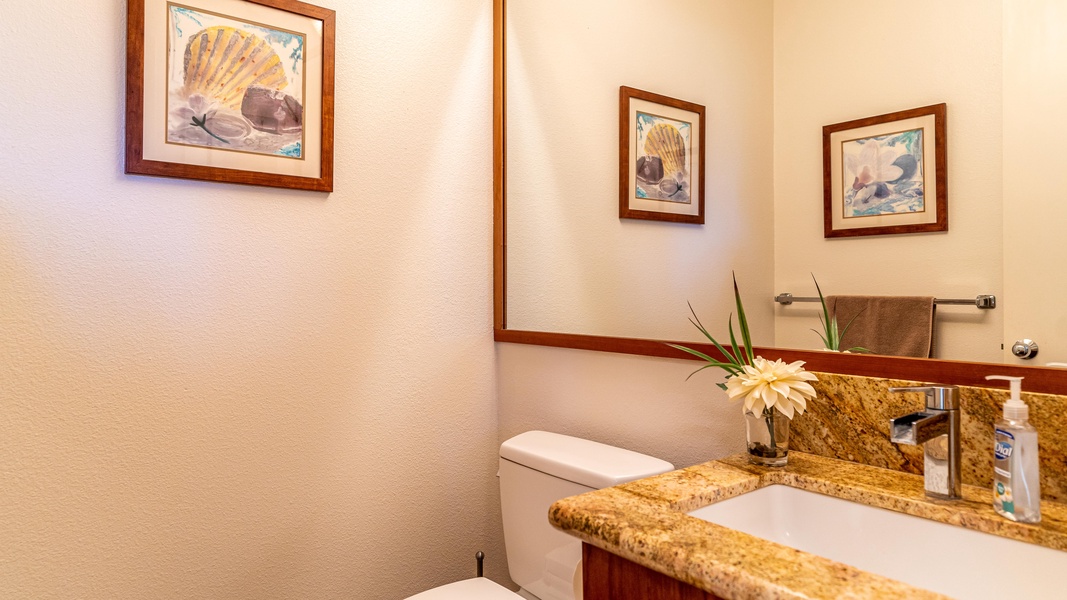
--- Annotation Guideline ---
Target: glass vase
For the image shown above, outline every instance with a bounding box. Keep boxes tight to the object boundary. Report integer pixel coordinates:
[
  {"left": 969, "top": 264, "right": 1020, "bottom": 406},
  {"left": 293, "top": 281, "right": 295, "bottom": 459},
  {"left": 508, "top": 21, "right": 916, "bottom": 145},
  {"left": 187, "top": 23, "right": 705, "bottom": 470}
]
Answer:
[{"left": 745, "top": 409, "right": 789, "bottom": 466}]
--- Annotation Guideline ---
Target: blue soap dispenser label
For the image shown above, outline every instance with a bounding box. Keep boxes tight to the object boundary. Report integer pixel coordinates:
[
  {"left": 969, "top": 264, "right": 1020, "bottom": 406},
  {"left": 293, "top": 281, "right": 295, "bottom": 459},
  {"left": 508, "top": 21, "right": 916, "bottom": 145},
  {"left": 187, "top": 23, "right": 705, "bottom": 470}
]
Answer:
[
  {"left": 994, "top": 435, "right": 1013, "bottom": 461},
  {"left": 994, "top": 429, "right": 1016, "bottom": 516}
]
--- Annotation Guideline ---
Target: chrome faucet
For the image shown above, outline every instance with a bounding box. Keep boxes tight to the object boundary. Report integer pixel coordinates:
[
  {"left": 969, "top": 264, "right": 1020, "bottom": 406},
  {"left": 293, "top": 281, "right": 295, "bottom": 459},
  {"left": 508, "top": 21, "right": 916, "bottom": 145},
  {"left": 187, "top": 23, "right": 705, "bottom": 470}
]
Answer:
[{"left": 889, "top": 385, "right": 961, "bottom": 499}]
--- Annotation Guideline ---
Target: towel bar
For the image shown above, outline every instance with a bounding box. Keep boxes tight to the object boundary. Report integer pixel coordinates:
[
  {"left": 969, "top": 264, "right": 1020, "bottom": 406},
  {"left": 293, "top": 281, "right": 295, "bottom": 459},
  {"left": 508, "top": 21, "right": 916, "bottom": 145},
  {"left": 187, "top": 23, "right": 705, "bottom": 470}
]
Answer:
[{"left": 773, "top": 294, "right": 996, "bottom": 309}]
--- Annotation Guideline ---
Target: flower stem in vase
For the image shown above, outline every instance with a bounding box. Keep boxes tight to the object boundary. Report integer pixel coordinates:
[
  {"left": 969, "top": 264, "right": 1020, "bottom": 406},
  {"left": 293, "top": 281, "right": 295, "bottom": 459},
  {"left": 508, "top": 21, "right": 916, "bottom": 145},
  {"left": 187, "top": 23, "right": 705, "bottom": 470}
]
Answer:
[
  {"left": 745, "top": 409, "right": 789, "bottom": 466},
  {"left": 765, "top": 409, "right": 777, "bottom": 453}
]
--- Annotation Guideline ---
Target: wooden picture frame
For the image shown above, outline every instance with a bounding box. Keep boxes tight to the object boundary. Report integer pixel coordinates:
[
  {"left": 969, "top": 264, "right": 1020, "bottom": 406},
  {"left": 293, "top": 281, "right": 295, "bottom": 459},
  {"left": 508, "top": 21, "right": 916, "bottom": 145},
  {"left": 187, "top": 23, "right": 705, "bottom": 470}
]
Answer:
[
  {"left": 823, "top": 103, "right": 946, "bottom": 238},
  {"left": 125, "top": 0, "right": 335, "bottom": 192},
  {"left": 619, "top": 86, "right": 705, "bottom": 224}
]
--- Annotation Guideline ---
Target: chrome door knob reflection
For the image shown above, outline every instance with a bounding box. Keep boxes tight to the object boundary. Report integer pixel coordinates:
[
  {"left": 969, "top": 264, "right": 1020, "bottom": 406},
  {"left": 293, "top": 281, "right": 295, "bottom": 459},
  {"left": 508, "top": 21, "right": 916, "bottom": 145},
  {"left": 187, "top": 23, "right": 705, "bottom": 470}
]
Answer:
[{"left": 1012, "top": 339, "right": 1039, "bottom": 359}]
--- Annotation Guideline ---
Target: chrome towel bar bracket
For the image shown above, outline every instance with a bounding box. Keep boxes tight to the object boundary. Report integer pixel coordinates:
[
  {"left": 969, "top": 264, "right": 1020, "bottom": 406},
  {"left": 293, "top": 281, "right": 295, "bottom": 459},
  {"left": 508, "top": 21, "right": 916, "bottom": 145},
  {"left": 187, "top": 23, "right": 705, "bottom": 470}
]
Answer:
[{"left": 773, "top": 294, "right": 996, "bottom": 309}]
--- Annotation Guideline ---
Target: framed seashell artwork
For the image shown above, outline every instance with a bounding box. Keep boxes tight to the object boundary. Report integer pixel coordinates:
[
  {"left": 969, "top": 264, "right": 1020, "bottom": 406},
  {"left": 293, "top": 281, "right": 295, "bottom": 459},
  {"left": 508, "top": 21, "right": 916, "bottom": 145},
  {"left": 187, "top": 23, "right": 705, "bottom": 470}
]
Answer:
[
  {"left": 126, "top": 0, "right": 335, "bottom": 192},
  {"left": 619, "top": 86, "right": 705, "bottom": 224},
  {"left": 823, "top": 103, "right": 947, "bottom": 238}
]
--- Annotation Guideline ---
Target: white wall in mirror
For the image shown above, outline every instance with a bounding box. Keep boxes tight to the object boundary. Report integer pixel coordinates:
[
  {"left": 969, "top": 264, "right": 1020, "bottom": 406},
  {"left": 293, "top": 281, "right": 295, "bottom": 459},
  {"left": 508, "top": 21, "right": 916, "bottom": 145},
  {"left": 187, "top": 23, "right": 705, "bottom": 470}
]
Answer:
[
  {"left": 771, "top": 0, "right": 1004, "bottom": 363},
  {"left": 505, "top": 0, "right": 776, "bottom": 345},
  {"left": 1002, "top": 0, "right": 1067, "bottom": 366}
]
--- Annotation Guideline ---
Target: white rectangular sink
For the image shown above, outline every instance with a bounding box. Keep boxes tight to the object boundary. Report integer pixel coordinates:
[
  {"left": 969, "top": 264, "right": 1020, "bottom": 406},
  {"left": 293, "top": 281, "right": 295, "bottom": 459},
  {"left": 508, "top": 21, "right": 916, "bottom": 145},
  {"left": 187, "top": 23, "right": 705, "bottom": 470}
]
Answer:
[{"left": 689, "top": 485, "right": 1067, "bottom": 599}]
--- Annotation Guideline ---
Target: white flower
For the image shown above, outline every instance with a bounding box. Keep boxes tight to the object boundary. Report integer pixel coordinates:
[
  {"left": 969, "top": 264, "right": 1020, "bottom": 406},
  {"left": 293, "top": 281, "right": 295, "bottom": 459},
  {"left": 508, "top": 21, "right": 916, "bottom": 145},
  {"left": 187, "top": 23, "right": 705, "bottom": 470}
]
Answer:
[
  {"left": 844, "top": 140, "right": 905, "bottom": 189},
  {"left": 725, "top": 357, "right": 818, "bottom": 419}
]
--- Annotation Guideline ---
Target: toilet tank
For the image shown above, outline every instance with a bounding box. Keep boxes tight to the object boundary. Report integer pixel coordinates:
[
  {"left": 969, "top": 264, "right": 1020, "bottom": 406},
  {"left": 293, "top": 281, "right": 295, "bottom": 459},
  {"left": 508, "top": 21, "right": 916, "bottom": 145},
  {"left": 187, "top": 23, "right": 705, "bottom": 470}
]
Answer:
[{"left": 498, "top": 431, "right": 674, "bottom": 599}]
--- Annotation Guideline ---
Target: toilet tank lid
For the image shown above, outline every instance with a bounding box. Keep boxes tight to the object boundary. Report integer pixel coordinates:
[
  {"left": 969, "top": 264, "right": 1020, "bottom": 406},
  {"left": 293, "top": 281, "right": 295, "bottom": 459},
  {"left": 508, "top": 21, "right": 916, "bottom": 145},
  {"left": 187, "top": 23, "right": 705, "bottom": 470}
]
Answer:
[{"left": 500, "top": 431, "right": 674, "bottom": 489}]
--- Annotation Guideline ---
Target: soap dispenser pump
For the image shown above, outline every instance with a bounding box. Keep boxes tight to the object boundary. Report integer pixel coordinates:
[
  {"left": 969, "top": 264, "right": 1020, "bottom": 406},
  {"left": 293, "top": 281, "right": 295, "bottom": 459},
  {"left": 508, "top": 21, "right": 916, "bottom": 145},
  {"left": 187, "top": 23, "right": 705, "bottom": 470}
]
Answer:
[{"left": 986, "top": 375, "right": 1041, "bottom": 523}]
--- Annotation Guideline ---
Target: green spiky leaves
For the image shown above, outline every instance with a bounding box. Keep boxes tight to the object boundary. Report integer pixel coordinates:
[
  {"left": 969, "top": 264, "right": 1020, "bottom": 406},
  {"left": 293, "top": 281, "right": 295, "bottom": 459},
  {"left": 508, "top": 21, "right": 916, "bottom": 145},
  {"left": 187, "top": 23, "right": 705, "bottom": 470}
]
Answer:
[{"left": 667, "top": 273, "right": 755, "bottom": 389}]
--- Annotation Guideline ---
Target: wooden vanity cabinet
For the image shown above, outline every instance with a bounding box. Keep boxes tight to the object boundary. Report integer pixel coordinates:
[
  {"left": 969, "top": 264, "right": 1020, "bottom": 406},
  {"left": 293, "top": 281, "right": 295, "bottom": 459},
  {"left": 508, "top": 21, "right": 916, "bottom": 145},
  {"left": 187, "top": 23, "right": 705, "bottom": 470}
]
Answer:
[{"left": 582, "top": 544, "right": 725, "bottom": 600}]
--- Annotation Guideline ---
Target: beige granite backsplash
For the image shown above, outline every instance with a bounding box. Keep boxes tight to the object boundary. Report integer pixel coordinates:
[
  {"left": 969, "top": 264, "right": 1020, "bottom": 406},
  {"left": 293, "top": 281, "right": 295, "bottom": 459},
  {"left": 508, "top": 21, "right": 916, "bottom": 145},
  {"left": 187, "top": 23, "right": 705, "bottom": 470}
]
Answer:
[{"left": 793, "top": 372, "right": 1067, "bottom": 502}]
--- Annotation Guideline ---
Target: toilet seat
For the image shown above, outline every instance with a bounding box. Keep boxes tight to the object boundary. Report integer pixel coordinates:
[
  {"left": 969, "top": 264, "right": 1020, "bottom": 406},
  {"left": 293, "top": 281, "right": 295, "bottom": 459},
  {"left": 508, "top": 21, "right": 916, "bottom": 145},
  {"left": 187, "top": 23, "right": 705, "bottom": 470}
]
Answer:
[{"left": 405, "top": 577, "right": 518, "bottom": 599}]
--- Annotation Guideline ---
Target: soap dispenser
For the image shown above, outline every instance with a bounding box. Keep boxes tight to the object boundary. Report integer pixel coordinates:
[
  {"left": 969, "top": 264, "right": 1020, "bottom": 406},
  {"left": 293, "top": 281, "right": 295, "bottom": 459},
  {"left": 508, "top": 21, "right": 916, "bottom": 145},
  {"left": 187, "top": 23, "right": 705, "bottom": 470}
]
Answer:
[{"left": 986, "top": 375, "right": 1041, "bottom": 523}]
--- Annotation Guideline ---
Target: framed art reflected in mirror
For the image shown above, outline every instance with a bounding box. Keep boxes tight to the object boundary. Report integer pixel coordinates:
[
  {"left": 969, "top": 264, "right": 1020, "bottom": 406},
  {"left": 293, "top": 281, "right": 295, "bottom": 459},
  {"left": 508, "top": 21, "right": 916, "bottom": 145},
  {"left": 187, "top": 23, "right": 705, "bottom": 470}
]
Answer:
[
  {"left": 619, "top": 86, "right": 705, "bottom": 224},
  {"left": 824, "top": 104, "right": 947, "bottom": 238}
]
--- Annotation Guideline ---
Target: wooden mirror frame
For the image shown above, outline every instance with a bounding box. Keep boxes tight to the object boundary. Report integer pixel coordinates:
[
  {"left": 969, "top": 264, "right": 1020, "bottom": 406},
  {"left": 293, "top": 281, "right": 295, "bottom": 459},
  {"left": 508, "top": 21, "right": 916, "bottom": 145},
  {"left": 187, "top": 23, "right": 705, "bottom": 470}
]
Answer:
[{"left": 491, "top": 0, "right": 1066, "bottom": 395}]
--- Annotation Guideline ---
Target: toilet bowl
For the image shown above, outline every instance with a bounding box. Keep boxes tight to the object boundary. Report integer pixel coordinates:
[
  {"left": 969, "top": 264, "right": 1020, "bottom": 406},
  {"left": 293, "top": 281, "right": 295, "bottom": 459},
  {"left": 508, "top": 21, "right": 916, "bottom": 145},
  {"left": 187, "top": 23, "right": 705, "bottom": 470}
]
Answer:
[
  {"left": 406, "top": 431, "right": 674, "bottom": 600},
  {"left": 405, "top": 577, "right": 521, "bottom": 600}
]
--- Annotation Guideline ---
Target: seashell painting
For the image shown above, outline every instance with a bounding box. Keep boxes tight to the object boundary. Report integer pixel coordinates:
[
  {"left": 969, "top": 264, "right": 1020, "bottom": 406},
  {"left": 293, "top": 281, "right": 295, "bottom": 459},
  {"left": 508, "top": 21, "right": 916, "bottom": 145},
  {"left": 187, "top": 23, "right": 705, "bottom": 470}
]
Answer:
[
  {"left": 181, "top": 26, "right": 289, "bottom": 111},
  {"left": 634, "top": 112, "right": 693, "bottom": 203},
  {"left": 166, "top": 5, "right": 306, "bottom": 159},
  {"left": 643, "top": 123, "right": 687, "bottom": 177},
  {"left": 241, "top": 85, "right": 303, "bottom": 135}
]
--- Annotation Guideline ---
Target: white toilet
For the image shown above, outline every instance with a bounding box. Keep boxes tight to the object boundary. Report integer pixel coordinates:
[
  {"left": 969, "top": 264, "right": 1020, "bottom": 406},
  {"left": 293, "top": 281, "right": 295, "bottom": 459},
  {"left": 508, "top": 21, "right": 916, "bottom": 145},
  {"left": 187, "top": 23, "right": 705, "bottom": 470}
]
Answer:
[{"left": 407, "top": 431, "right": 674, "bottom": 600}]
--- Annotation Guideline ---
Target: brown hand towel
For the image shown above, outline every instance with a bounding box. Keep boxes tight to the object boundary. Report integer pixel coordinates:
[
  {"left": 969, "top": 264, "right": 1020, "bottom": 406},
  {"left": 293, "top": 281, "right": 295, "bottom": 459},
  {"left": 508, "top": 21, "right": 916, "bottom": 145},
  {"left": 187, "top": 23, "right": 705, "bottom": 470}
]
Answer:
[{"left": 826, "top": 296, "right": 936, "bottom": 358}]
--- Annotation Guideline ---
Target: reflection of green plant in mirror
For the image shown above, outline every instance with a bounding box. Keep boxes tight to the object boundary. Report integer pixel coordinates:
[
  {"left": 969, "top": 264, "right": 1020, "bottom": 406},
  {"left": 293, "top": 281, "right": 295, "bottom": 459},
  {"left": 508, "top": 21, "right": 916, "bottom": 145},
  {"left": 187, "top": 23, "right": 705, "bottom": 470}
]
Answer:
[{"left": 811, "top": 274, "right": 870, "bottom": 353}]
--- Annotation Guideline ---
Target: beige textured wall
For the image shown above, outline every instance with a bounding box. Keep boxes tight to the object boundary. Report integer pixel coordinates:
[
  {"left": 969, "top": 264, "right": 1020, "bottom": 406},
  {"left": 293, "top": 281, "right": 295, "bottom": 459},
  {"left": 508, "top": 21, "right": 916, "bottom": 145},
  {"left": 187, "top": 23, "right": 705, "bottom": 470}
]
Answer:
[
  {"left": 497, "top": 344, "right": 748, "bottom": 470},
  {"left": 0, "top": 1, "right": 504, "bottom": 598},
  {"left": 772, "top": 0, "right": 1004, "bottom": 362}
]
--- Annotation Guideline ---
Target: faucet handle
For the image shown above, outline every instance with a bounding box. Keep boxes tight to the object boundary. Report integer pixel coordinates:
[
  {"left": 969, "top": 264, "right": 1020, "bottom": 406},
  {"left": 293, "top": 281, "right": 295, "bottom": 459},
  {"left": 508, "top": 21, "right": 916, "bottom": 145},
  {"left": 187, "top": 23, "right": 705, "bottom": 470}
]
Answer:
[{"left": 889, "top": 385, "right": 960, "bottom": 410}]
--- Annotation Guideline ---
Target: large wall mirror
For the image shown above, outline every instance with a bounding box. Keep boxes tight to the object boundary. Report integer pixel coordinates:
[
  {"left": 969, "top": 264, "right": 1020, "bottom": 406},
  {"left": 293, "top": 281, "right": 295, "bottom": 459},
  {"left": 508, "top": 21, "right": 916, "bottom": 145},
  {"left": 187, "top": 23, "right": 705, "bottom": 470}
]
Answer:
[{"left": 493, "top": 0, "right": 1067, "bottom": 394}]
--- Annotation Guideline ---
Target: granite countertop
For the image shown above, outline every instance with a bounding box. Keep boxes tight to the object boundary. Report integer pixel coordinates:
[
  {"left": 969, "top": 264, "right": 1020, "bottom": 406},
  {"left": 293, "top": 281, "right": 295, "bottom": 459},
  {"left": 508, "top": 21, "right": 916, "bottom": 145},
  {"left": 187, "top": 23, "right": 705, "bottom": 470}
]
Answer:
[{"left": 549, "top": 451, "right": 1067, "bottom": 599}]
